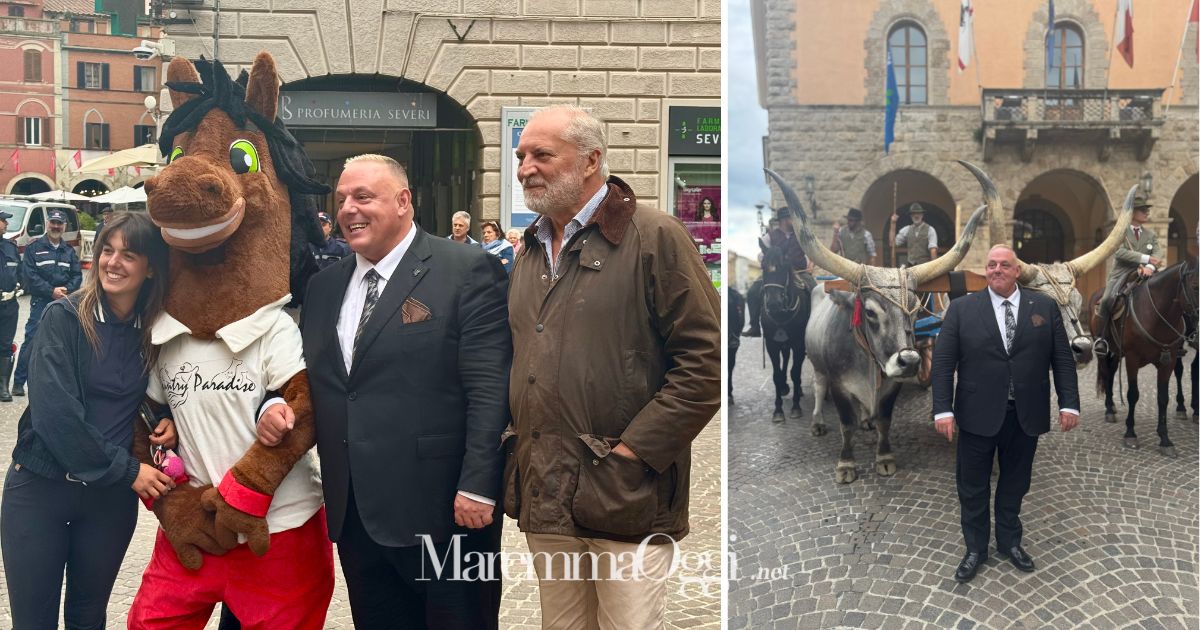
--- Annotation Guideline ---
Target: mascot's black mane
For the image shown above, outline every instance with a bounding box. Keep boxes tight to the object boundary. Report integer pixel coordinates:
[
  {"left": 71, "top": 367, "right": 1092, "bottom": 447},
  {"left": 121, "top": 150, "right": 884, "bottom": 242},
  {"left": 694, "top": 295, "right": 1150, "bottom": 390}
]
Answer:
[{"left": 158, "top": 57, "right": 327, "bottom": 302}]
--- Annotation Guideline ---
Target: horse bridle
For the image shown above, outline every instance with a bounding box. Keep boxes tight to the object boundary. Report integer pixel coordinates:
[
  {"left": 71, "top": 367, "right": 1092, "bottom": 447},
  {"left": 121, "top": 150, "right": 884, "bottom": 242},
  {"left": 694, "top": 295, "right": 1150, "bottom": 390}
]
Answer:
[
  {"left": 1128, "top": 262, "right": 1196, "bottom": 352},
  {"left": 760, "top": 261, "right": 804, "bottom": 327}
]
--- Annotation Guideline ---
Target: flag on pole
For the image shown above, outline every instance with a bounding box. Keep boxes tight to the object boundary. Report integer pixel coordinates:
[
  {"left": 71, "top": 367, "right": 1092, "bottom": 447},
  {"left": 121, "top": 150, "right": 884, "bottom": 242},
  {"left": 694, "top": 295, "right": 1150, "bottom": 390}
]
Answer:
[
  {"left": 9, "top": 149, "right": 20, "bottom": 174},
  {"left": 1116, "top": 0, "right": 1135, "bottom": 68},
  {"left": 957, "top": 0, "right": 974, "bottom": 72},
  {"left": 1045, "top": 0, "right": 1056, "bottom": 64},
  {"left": 885, "top": 51, "right": 899, "bottom": 154},
  {"left": 71, "top": 149, "right": 81, "bottom": 168}
]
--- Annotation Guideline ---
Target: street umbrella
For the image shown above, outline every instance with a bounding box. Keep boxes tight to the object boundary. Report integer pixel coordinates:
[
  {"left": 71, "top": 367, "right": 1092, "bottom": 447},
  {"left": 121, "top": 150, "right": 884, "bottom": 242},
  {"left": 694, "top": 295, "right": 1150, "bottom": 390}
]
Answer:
[
  {"left": 77, "top": 144, "right": 161, "bottom": 173},
  {"left": 90, "top": 186, "right": 147, "bottom": 204},
  {"left": 29, "top": 190, "right": 92, "bottom": 201}
]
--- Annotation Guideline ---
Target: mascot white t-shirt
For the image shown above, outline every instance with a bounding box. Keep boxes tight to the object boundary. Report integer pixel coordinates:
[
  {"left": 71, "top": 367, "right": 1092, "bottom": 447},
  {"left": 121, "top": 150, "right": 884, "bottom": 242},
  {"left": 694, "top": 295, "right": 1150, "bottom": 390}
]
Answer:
[{"left": 147, "top": 295, "right": 322, "bottom": 534}]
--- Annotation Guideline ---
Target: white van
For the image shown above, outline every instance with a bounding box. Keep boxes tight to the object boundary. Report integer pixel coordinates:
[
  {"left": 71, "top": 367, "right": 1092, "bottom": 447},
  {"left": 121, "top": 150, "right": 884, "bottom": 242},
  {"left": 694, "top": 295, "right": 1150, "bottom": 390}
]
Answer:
[{"left": 0, "top": 197, "right": 82, "bottom": 258}]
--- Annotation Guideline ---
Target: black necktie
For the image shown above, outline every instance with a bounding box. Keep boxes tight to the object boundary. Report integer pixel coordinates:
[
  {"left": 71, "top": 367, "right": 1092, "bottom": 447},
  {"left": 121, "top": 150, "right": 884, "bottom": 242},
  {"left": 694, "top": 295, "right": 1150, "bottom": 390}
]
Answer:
[{"left": 354, "top": 269, "right": 380, "bottom": 356}]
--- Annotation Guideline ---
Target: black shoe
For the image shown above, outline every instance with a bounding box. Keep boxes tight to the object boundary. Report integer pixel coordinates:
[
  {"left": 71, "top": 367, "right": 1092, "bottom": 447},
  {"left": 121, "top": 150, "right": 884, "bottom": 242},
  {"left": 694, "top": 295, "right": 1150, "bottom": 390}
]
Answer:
[
  {"left": 998, "top": 545, "right": 1035, "bottom": 573},
  {"left": 954, "top": 551, "right": 987, "bottom": 583},
  {"left": 11, "top": 383, "right": 23, "bottom": 397}
]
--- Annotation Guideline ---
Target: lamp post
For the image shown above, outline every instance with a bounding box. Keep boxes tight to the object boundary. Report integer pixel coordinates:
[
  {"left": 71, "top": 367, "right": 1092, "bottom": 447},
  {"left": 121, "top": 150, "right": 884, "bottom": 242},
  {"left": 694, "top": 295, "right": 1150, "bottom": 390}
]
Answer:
[
  {"left": 755, "top": 203, "right": 765, "bottom": 235},
  {"left": 804, "top": 174, "right": 819, "bottom": 219}
]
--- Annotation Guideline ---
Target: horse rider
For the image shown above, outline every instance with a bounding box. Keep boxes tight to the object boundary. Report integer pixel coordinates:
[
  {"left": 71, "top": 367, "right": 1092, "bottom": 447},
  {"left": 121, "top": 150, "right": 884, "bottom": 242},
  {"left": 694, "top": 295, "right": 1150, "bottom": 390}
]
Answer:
[
  {"left": 893, "top": 202, "right": 938, "bottom": 266},
  {"left": 744, "top": 217, "right": 780, "bottom": 337},
  {"left": 767, "top": 207, "right": 816, "bottom": 291},
  {"left": 1094, "top": 194, "right": 1163, "bottom": 357},
  {"left": 830, "top": 207, "right": 877, "bottom": 265}
]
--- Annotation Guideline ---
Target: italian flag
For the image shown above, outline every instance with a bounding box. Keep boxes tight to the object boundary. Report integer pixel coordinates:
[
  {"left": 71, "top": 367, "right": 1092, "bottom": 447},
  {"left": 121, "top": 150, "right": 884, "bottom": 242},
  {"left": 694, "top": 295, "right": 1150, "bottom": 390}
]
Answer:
[{"left": 1116, "top": 0, "right": 1135, "bottom": 68}]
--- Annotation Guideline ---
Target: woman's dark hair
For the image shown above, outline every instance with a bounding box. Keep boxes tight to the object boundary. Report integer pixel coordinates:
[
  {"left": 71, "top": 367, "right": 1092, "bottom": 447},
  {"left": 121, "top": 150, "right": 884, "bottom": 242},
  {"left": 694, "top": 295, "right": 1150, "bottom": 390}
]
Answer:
[
  {"left": 481, "top": 220, "right": 503, "bottom": 240},
  {"left": 77, "top": 212, "right": 169, "bottom": 368}
]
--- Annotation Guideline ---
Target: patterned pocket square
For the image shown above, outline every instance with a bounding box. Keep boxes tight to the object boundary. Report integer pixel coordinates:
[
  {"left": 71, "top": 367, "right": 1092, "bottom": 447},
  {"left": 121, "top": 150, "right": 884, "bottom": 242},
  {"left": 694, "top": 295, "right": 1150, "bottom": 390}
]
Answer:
[
  {"left": 402, "top": 298, "right": 432, "bottom": 324},
  {"left": 1031, "top": 314, "right": 1045, "bottom": 327}
]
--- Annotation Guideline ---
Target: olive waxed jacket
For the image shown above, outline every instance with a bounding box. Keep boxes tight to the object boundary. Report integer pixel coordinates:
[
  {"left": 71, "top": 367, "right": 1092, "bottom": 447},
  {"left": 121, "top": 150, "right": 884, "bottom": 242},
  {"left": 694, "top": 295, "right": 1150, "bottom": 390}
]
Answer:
[{"left": 503, "top": 176, "right": 721, "bottom": 543}]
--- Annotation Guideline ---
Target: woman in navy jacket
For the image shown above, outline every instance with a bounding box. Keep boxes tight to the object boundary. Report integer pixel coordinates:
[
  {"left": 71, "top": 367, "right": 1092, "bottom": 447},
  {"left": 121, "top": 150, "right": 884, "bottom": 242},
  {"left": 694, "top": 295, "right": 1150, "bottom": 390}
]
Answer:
[{"left": 1, "top": 212, "right": 175, "bottom": 629}]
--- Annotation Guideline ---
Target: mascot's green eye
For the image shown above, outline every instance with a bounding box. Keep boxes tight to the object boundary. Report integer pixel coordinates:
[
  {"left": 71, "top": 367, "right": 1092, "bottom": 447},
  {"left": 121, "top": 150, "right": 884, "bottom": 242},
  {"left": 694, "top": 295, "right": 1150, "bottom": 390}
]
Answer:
[
  {"left": 169, "top": 146, "right": 183, "bottom": 163},
  {"left": 228, "top": 139, "right": 260, "bottom": 174}
]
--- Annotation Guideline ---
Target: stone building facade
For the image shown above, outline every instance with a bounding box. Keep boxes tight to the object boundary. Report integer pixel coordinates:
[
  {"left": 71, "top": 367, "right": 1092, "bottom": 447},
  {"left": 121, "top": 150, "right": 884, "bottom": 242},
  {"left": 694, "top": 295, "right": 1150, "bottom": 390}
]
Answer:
[
  {"left": 161, "top": 0, "right": 720, "bottom": 240},
  {"left": 753, "top": 0, "right": 1198, "bottom": 300}
]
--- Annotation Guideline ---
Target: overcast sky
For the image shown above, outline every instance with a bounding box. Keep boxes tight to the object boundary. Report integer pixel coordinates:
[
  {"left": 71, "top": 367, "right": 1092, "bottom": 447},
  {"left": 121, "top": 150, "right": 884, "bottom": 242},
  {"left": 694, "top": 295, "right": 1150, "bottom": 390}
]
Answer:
[{"left": 725, "top": 0, "right": 771, "bottom": 261}]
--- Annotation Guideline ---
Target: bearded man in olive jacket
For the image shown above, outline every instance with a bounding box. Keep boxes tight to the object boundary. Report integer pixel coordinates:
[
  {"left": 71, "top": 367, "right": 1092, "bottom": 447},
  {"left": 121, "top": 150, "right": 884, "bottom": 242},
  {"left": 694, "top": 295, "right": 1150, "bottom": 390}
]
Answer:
[{"left": 504, "top": 105, "right": 721, "bottom": 628}]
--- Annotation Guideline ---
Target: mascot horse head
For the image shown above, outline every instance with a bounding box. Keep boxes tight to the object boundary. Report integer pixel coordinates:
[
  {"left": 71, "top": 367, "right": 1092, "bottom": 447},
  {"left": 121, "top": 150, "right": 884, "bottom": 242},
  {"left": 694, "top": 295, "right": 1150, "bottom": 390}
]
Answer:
[{"left": 144, "top": 53, "right": 328, "bottom": 337}]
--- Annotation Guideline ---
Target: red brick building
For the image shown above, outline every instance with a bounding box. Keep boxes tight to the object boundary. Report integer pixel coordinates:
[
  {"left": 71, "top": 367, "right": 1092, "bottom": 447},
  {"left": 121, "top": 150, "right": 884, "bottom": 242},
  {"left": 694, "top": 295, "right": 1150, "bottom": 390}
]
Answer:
[{"left": 0, "top": 2, "right": 59, "bottom": 195}]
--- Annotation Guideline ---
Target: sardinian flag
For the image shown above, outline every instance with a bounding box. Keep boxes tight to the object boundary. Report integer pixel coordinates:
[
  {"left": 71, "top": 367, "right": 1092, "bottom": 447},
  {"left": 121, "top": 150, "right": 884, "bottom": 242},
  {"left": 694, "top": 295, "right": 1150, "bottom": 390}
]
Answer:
[
  {"left": 1116, "top": 0, "right": 1135, "bottom": 68},
  {"left": 957, "top": 0, "right": 974, "bottom": 72}
]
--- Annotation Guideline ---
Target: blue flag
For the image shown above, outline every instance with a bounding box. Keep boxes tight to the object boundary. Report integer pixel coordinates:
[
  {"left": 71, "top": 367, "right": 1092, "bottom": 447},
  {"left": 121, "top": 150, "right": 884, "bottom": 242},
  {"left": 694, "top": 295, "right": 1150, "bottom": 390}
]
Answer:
[{"left": 884, "top": 51, "right": 899, "bottom": 154}]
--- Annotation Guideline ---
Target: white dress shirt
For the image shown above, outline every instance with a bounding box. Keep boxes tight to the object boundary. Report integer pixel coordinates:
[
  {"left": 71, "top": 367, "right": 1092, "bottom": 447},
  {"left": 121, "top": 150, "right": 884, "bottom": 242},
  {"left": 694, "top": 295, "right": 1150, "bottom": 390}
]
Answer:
[
  {"left": 934, "top": 286, "right": 1077, "bottom": 420},
  {"left": 336, "top": 226, "right": 417, "bottom": 374}
]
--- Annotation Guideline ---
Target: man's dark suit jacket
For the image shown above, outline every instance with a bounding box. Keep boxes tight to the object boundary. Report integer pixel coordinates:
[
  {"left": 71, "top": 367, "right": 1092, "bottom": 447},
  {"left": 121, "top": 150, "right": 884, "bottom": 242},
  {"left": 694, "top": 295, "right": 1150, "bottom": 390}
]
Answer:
[
  {"left": 932, "top": 288, "right": 1079, "bottom": 437},
  {"left": 301, "top": 227, "right": 512, "bottom": 546}
]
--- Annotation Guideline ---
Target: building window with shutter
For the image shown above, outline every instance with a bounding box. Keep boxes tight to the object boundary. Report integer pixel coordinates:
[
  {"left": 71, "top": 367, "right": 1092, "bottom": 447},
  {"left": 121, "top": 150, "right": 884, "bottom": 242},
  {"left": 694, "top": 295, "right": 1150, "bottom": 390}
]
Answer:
[
  {"left": 80, "top": 62, "right": 108, "bottom": 89},
  {"left": 23, "top": 50, "right": 41, "bottom": 82},
  {"left": 134, "top": 66, "right": 156, "bottom": 92},
  {"left": 8, "top": 6, "right": 23, "bottom": 16},
  {"left": 133, "top": 124, "right": 155, "bottom": 145},
  {"left": 23, "top": 118, "right": 40, "bottom": 147},
  {"left": 85, "top": 122, "right": 109, "bottom": 150}
]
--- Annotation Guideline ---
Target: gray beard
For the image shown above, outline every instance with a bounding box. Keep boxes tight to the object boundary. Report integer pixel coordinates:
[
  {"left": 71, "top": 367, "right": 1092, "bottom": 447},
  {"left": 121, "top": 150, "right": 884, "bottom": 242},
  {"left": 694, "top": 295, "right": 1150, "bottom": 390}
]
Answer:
[{"left": 523, "top": 167, "right": 585, "bottom": 216}]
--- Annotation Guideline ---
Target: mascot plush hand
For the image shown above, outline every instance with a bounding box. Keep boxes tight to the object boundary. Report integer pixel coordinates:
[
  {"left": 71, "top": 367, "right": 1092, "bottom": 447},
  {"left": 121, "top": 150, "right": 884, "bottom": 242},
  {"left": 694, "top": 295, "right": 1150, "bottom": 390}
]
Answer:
[{"left": 127, "top": 52, "right": 335, "bottom": 630}]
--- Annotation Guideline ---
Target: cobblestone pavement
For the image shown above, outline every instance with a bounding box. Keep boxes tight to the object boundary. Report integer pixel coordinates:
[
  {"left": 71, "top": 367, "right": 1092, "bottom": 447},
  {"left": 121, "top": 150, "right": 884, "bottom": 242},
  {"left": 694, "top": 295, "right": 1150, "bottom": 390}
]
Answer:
[
  {"left": 729, "top": 334, "right": 1198, "bottom": 629},
  {"left": 0, "top": 296, "right": 721, "bottom": 628}
]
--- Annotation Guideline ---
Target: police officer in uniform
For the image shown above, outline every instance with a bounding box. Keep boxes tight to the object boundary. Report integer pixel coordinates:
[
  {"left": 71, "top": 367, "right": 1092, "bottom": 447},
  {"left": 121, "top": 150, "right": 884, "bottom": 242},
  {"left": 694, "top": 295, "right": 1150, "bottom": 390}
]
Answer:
[
  {"left": 830, "top": 207, "right": 877, "bottom": 265},
  {"left": 13, "top": 209, "right": 81, "bottom": 396},
  {"left": 1095, "top": 194, "right": 1163, "bottom": 356},
  {"left": 0, "top": 210, "right": 21, "bottom": 402},
  {"left": 309, "top": 211, "right": 350, "bottom": 271},
  {"left": 893, "top": 202, "right": 938, "bottom": 265}
]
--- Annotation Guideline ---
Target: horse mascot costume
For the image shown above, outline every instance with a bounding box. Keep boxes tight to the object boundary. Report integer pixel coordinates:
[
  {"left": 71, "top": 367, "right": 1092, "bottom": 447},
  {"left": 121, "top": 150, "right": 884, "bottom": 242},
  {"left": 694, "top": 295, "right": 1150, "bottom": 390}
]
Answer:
[{"left": 127, "top": 52, "right": 333, "bottom": 629}]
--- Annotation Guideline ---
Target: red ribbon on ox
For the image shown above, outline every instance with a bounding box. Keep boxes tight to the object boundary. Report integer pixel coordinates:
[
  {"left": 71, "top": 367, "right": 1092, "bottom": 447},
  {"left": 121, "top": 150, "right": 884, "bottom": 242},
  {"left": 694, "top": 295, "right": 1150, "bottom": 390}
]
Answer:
[{"left": 851, "top": 296, "right": 864, "bottom": 327}]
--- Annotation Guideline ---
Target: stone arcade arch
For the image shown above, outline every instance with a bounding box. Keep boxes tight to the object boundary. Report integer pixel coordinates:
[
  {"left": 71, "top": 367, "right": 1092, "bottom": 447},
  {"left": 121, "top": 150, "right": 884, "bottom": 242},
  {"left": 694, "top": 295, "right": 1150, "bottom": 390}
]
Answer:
[
  {"left": 1167, "top": 174, "right": 1198, "bottom": 263},
  {"left": 7, "top": 175, "right": 52, "bottom": 195},
  {"left": 859, "top": 169, "right": 955, "bottom": 267},
  {"left": 1014, "top": 169, "right": 1112, "bottom": 299},
  {"left": 280, "top": 74, "right": 481, "bottom": 240}
]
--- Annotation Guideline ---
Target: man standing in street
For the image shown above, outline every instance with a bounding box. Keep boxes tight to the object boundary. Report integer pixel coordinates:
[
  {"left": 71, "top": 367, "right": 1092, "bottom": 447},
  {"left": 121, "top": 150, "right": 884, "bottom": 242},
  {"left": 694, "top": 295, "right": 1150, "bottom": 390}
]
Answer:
[
  {"left": 287, "top": 154, "right": 510, "bottom": 629},
  {"left": 893, "top": 202, "right": 937, "bottom": 265},
  {"left": 931, "top": 244, "right": 1079, "bottom": 583},
  {"left": 1094, "top": 194, "right": 1163, "bottom": 356},
  {"left": 13, "top": 210, "right": 80, "bottom": 396},
  {"left": 505, "top": 105, "right": 721, "bottom": 628},
  {"left": 0, "top": 210, "right": 19, "bottom": 402},
  {"left": 830, "top": 207, "right": 877, "bottom": 265},
  {"left": 447, "top": 210, "right": 479, "bottom": 246}
]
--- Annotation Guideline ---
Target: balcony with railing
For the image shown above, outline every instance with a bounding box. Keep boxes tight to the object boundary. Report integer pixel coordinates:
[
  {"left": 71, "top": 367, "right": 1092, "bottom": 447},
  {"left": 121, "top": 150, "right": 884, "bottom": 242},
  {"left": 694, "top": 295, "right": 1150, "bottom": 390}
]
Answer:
[
  {"left": 0, "top": 16, "right": 59, "bottom": 36},
  {"left": 981, "top": 88, "right": 1164, "bottom": 162}
]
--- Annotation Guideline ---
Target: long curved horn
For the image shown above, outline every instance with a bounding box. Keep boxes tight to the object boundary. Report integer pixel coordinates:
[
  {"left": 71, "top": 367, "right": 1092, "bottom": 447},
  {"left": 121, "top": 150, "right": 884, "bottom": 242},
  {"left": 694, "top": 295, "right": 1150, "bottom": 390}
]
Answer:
[
  {"left": 764, "top": 169, "right": 862, "bottom": 282},
  {"left": 908, "top": 160, "right": 999, "bottom": 283},
  {"left": 1063, "top": 185, "right": 1137, "bottom": 277}
]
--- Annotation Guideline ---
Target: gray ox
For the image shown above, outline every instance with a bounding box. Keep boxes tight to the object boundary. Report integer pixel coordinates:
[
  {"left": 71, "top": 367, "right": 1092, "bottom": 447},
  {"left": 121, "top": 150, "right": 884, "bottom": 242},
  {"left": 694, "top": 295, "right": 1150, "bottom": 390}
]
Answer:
[
  {"left": 765, "top": 161, "right": 997, "bottom": 484},
  {"left": 1010, "top": 189, "right": 1135, "bottom": 367}
]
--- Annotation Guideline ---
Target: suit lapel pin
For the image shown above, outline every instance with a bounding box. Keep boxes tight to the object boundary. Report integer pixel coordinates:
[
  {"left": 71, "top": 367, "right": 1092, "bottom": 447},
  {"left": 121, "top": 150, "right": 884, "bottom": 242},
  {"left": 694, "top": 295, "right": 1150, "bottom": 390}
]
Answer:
[{"left": 413, "top": 268, "right": 423, "bottom": 277}]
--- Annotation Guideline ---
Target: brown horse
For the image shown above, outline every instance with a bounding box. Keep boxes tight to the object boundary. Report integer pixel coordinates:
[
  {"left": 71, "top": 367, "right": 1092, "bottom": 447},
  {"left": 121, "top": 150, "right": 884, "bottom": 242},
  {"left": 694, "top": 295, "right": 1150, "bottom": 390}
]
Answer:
[{"left": 1088, "top": 257, "right": 1199, "bottom": 456}]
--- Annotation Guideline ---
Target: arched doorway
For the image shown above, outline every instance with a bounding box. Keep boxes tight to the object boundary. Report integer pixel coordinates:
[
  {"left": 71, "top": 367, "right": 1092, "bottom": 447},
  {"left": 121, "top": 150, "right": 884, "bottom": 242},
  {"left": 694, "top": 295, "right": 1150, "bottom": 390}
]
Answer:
[
  {"left": 1168, "top": 174, "right": 1198, "bottom": 262},
  {"left": 72, "top": 179, "right": 109, "bottom": 197},
  {"left": 1012, "top": 202, "right": 1071, "bottom": 264},
  {"left": 860, "top": 169, "right": 956, "bottom": 267},
  {"left": 1015, "top": 170, "right": 1110, "bottom": 300},
  {"left": 280, "top": 74, "right": 480, "bottom": 239},
  {"left": 9, "top": 177, "right": 50, "bottom": 195}
]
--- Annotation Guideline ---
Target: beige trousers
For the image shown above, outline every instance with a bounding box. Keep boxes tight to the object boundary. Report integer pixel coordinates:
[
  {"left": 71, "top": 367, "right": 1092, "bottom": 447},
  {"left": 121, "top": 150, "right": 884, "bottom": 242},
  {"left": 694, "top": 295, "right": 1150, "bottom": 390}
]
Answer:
[{"left": 525, "top": 533, "right": 676, "bottom": 630}]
